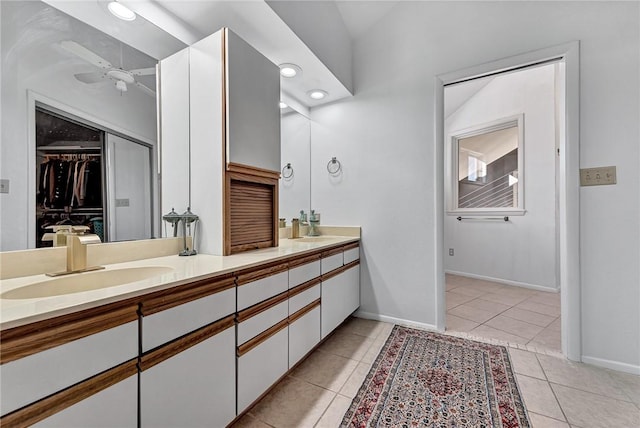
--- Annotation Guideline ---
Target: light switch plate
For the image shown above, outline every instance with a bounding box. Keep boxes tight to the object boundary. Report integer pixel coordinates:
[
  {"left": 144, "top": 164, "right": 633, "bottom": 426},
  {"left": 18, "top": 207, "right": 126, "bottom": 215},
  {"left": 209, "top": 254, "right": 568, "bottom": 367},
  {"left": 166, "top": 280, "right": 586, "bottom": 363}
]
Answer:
[
  {"left": 0, "top": 179, "right": 9, "bottom": 194},
  {"left": 580, "top": 166, "right": 617, "bottom": 186},
  {"left": 115, "top": 198, "right": 130, "bottom": 207}
]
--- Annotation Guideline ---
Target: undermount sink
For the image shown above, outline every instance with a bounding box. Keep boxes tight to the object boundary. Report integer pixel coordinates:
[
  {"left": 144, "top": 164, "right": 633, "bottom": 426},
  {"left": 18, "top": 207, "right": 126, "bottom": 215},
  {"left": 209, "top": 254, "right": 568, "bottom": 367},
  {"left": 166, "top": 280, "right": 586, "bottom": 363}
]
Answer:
[
  {"left": 290, "top": 236, "right": 335, "bottom": 243},
  {"left": 1, "top": 266, "right": 174, "bottom": 300}
]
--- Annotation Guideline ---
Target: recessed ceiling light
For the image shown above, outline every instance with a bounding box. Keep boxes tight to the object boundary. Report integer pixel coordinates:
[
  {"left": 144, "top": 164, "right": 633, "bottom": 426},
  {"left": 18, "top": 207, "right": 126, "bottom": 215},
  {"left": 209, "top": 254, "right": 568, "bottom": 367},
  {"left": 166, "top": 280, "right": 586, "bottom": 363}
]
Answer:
[
  {"left": 107, "top": 1, "right": 137, "bottom": 21},
  {"left": 308, "top": 90, "right": 328, "bottom": 100},
  {"left": 279, "top": 63, "right": 302, "bottom": 78}
]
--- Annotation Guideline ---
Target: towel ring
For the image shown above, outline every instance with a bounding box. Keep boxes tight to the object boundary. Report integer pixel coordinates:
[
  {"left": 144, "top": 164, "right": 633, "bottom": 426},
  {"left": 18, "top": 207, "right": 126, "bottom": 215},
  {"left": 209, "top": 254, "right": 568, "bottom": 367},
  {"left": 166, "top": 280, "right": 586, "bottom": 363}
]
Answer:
[
  {"left": 327, "top": 157, "right": 341, "bottom": 175},
  {"left": 282, "top": 163, "right": 294, "bottom": 179}
]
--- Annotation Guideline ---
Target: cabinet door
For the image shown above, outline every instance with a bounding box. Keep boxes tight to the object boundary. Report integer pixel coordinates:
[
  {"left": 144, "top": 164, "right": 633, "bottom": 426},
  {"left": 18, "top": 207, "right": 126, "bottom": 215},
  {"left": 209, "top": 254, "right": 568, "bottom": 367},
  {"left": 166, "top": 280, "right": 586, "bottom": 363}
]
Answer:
[
  {"left": 33, "top": 374, "right": 137, "bottom": 428},
  {"left": 321, "top": 264, "right": 360, "bottom": 338},
  {"left": 237, "top": 324, "right": 288, "bottom": 413},
  {"left": 140, "top": 321, "right": 236, "bottom": 428},
  {"left": 289, "top": 305, "right": 321, "bottom": 368}
]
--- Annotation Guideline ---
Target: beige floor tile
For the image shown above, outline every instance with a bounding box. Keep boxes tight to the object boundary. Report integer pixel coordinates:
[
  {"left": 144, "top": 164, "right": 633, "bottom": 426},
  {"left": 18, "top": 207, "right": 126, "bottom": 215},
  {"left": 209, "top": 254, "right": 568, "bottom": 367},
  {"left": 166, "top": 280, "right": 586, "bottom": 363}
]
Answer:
[
  {"left": 509, "top": 348, "right": 546, "bottom": 380},
  {"left": 361, "top": 338, "right": 386, "bottom": 364},
  {"left": 551, "top": 383, "right": 640, "bottom": 428},
  {"left": 446, "top": 314, "right": 480, "bottom": 332},
  {"left": 468, "top": 324, "right": 529, "bottom": 346},
  {"left": 516, "top": 300, "right": 561, "bottom": 317},
  {"left": 464, "top": 297, "right": 511, "bottom": 313},
  {"left": 339, "top": 362, "right": 372, "bottom": 399},
  {"left": 480, "top": 292, "right": 530, "bottom": 306},
  {"left": 607, "top": 370, "right": 640, "bottom": 407},
  {"left": 485, "top": 314, "right": 545, "bottom": 340},
  {"left": 500, "top": 286, "right": 538, "bottom": 296},
  {"left": 546, "top": 317, "right": 561, "bottom": 332},
  {"left": 446, "top": 291, "right": 476, "bottom": 309},
  {"left": 445, "top": 274, "right": 474, "bottom": 287},
  {"left": 250, "top": 376, "right": 335, "bottom": 428},
  {"left": 448, "top": 303, "right": 504, "bottom": 324},
  {"left": 528, "top": 412, "right": 570, "bottom": 428},
  {"left": 230, "top": 413, "right": 273, "bottom": 428},
  {"left": 290, "top": 350, "right": 358, "bottom": 392},
  {"left": 502, "top": 307, "right": 557, "bottom": 327},
  {"left": 516, "top": 374, "right": 565, "bottom": 420},
  {"left": 466, "top": 279, "right": 507, "bottom": 293},
  {"left": 528, "top": 328, "right": 561, "bottom": 352},
  {"left": 319, "top": 330, "right": 374, "bottom": 361},
  {"left": 339, "top": 317, "right": 386, "bottom": 339},
  {"left": 315, "top": 394, "right": 352, "bottom": 428},
  {"left": 446, "top": 286, "right": 487, "bottom": 298},
  {"left": 526, "top": 292, "right": 561, "bottom": 308},
  {"left": 537, "top": 354, "right": 629, "bottom": 401}
]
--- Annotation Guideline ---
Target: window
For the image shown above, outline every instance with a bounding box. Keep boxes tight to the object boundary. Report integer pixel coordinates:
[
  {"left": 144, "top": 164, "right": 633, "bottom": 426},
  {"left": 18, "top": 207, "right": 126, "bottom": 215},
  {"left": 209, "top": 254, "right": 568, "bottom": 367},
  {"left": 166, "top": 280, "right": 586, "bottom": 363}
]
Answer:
[{"left": 448, "top": 115, "right": 524, "bottom": 214}]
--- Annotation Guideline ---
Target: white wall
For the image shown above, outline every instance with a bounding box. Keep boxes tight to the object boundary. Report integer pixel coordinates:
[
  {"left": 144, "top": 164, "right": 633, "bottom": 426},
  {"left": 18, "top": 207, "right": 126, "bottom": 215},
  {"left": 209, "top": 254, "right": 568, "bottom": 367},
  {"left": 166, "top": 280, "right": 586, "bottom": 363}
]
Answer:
[
  {"left": 0, "top": 1, "right": 157, "bottom": 251},
  {"left": 310, "top": 2, "right": 639, "bottom": 371},
  {"left": 444, "top": 65, "right": 558, "bottom": 290},
  {"left": 279, "top": 111, "right": 311, "bottom": 222}
]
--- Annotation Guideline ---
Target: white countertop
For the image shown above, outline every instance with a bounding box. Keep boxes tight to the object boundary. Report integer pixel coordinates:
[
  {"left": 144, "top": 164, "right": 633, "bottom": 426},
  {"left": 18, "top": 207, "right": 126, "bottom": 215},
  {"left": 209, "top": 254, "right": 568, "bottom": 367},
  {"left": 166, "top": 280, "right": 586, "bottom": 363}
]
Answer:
[{"left": 0, "top": 236, "right": 358, "bottom": 330}]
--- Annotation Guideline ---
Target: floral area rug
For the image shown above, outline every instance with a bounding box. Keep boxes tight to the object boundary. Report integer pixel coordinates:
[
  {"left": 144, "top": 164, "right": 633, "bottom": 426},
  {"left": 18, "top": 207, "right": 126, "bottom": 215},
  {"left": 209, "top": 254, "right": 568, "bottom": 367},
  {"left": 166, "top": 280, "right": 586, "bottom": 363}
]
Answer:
[{"left": 341, "top": 326, "right": 530, "bottom": 427}]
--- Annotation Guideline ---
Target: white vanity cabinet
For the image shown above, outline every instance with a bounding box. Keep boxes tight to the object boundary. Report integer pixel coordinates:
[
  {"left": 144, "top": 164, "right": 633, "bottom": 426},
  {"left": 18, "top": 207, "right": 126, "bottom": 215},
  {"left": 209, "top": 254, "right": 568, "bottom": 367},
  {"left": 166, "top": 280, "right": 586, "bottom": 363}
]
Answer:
[
  {"left": 287, "top": 254, "right": 322, "bottom": 368},
  {"left": 138, "top": 275, "right": 237, "bottom": 427},
  {"left": 236, "top": 263, "right": 290, "bottom": 413},
  {"left": 321, "top": 244, "right": 361, "bottom": 339},
  {"left": 0, "top": 302, "right": 139, "bottom": 427}
]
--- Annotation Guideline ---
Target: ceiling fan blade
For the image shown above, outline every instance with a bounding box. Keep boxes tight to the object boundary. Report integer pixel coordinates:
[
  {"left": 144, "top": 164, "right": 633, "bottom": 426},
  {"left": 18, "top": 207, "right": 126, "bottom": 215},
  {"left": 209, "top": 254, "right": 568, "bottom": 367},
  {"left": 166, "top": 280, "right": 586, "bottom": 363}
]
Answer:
[
  {"left": 135, "top": 82, "right": 156, "bottom": 97},
  {"left": 130, "top": 67, "right": 156, "bottom": 76},
  {"left": 60, "top": 40, "right": 112, "bottom": 69},
  {"left": 74, "top": 72, "right": 108, "bottom": 84}
]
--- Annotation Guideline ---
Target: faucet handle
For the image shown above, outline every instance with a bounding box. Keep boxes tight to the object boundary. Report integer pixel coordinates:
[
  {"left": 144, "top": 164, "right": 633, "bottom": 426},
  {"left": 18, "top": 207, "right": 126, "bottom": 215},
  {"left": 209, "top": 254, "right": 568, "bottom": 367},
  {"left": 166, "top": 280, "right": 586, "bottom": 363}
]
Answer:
[{"left": 70, "top": 225, "right": 91, "bottom": 235}]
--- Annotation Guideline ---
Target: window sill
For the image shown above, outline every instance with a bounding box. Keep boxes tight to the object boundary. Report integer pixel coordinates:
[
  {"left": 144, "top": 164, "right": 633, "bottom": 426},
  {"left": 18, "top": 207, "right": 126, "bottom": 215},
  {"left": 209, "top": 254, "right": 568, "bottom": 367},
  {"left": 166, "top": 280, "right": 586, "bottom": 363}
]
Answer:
[{"left": 447, "top": 209, "right": 526, "bottom": 217}]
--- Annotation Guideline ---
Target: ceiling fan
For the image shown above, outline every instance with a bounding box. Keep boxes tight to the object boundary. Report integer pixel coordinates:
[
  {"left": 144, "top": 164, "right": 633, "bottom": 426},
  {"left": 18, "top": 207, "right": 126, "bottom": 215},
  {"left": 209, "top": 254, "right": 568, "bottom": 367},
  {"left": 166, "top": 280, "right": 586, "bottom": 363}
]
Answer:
[{"left": 60, "top": 40, "right": 156, "bottom": 96}]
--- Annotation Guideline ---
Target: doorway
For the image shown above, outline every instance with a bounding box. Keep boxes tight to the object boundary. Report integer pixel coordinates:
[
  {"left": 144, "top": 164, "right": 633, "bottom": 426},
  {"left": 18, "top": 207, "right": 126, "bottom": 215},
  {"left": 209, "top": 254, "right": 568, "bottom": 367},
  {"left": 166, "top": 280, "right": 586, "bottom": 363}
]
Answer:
[{"left": 435, "top": 42, "right": 581, "bottom": 361}]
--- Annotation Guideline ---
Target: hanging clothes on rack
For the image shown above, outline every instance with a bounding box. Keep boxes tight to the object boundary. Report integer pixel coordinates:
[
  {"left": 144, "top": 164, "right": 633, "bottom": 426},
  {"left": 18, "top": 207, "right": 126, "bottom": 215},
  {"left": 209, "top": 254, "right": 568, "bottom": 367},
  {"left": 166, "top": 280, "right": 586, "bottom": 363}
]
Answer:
[{"left": 37, "top": 154, "right": 102, "bottom": 209}]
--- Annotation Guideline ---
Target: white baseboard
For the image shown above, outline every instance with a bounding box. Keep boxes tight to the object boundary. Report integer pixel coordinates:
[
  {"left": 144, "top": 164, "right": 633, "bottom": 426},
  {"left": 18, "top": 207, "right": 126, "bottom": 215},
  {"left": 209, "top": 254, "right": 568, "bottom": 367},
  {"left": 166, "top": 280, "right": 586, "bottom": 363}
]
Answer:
[
  {"left": 445, "top": 270, "right": 559, "bottom": 293},
  {"left": 354, "top": 311, "right": 441, "bottom": 333},
  {"left": 581, "top": 355, "right": 640, "bottom": 375}
]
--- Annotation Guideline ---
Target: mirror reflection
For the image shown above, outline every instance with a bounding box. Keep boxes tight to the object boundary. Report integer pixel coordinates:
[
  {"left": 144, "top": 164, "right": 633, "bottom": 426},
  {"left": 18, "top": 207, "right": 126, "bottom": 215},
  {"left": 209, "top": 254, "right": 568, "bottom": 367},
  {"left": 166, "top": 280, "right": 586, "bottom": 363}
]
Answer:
[
  {"left": 1, "top": 1, "right": 163, "bottom": 251},
  {"left": 279, "top": 107, "right": 311, "bottom": 226}
]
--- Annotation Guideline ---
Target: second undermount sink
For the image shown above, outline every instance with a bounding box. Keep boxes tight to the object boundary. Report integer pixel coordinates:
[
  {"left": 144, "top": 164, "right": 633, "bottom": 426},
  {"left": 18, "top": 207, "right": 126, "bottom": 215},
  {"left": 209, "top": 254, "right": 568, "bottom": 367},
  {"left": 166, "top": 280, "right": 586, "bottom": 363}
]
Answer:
[
  {"left": 1, "top": 266, "right": 174, "bottom": 300},
  {"left": 290, "top": 236, "right": 335, "bottom": 243}
]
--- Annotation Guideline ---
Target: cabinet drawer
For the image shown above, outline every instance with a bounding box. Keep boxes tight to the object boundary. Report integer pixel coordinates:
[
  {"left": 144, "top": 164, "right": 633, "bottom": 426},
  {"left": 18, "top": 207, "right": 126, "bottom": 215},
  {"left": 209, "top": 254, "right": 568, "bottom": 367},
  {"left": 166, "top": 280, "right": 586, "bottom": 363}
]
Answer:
[
  {"left": 344, "top": 246, "right": 360, "bottom": 264},
  {"left": 33, "top": 373, "right": 137, "bottom": 428},
  {"left": 0, "top": 321, "right": 137, "bottom": 416},
  {"left": 237, "top": 326, "right": 288, "bottom": 413},
  {"left": 289, "top": 305, "right": 321, "bottom": 368},
  {"left": 237, "top": 299, "right": 288, "bottom": 345},
  {"left": 238, "top": 270, "right": 288, "bottom": 311},
  {"left": 141, "top": 324, "right": 236, "bottom": 427},
  {"left": 289, "top": 260, "right": 320, "bottom": 289},
  {"left": 142, "top": 287, "right": 235, "bottom": 352},
  {"left": 321, "top": 252, "right": 343, "bottom": 274},
  {"left": 289, "top": 283, "right": 320, "bottom": 315}
]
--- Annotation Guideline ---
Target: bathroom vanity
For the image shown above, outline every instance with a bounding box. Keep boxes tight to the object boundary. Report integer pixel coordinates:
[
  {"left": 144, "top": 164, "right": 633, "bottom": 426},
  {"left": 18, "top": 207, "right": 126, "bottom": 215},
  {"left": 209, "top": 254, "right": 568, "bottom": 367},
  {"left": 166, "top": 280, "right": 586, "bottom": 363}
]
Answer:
[{"left": 0, "top": 235, "right": 360, "bottom": 427}]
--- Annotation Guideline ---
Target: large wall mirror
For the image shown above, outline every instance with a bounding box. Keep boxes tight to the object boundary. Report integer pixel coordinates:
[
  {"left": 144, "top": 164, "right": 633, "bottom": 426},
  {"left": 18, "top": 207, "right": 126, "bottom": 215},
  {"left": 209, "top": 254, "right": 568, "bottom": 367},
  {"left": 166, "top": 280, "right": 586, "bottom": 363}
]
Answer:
[
  {"left": 279, "top": 106, "right": 311, "bottom": 225},
  {"left": 0, "top": 1, "right": 186, "bottom": 251}
]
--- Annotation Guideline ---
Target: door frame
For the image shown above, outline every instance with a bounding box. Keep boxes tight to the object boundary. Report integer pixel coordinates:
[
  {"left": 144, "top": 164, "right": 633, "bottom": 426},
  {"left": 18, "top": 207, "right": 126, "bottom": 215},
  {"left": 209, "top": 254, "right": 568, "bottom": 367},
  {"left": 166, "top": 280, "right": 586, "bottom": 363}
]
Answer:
[{"left": 434, "top": 41, "right": 581, "bottom": 361}]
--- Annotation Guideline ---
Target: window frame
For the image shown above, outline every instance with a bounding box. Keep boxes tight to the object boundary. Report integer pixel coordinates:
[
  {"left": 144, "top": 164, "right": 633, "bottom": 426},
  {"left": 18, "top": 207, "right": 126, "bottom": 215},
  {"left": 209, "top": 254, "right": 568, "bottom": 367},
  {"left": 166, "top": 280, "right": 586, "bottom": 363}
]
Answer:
[{"left": 446, "top": 114, "right": 526, "bottom": 216}]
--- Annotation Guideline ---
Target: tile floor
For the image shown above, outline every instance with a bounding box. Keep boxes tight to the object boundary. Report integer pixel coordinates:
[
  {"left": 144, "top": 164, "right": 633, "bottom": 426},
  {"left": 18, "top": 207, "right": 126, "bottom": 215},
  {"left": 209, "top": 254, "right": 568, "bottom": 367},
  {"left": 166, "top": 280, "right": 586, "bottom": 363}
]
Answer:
[
  {"left": 231, "top": 316, "right": 640, "bottom": 428},
  {"left": 446, "top": 274, "right": 562, "bottom": 353}
]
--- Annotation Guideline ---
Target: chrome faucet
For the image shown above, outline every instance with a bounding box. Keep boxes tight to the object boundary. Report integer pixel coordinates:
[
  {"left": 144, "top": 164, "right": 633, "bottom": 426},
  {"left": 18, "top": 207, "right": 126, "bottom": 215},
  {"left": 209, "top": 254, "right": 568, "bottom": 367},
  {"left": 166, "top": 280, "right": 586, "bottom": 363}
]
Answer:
[{"left": 47, "top": 226, "right": 104, "bottom": 276}]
